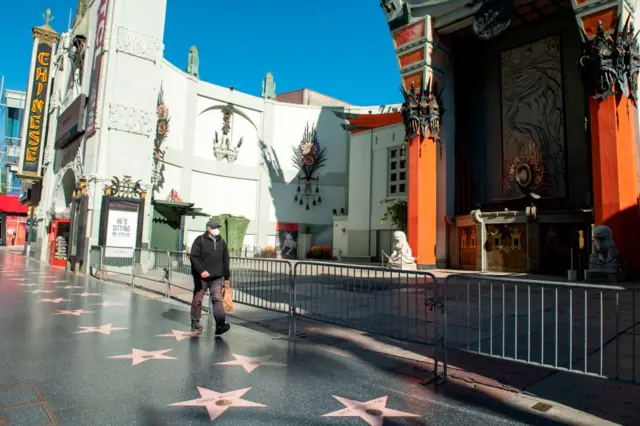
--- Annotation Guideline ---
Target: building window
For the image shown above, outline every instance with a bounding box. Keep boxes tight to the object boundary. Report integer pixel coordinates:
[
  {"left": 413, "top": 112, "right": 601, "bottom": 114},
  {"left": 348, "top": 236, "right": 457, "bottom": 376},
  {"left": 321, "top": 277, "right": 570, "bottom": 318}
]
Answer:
[{"left": 388, "top": 148, "right": 407, "bottom": 195}]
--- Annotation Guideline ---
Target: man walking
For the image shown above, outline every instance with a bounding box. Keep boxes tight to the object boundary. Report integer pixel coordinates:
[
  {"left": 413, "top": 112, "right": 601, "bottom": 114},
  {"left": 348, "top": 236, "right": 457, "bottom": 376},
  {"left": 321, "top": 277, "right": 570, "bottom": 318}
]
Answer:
[{"left": 189, "top": 219, "right": 231, "bottom": 335}]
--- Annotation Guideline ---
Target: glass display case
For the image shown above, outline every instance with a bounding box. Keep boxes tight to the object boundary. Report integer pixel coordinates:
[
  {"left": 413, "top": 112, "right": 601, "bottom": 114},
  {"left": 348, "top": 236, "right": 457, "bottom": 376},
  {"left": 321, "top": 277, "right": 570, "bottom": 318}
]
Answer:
[{"left": 49, "top": 219, "right": 71, "bottom": 267}]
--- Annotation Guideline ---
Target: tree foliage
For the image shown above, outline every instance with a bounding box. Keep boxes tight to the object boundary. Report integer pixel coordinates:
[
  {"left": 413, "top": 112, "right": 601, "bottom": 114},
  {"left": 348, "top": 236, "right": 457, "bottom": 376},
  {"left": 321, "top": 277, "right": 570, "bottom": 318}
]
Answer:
[{"left": 380, "top": 198, "right": 407, "bottom": 233}]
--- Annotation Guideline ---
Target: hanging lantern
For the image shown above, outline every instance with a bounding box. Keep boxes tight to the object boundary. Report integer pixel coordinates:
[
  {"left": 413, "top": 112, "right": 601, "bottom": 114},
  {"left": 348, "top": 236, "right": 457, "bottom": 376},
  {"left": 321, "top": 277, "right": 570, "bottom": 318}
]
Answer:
[
  {"left": 318, "top": 196, "right": 322, "bottom": 203},
  {"left": 297, "top": 186, "right": 301, "bottom": 192},
  {"left": 305, "top": 204, "right": 310, "bottom": 210},
  {"left": 315, "top": 186, "right": 319, "bottom": 193},
  {"left": 313, "top": 200, "right": 316, "bottom": 206},
  {"left": 299, "top": 199, "right": 303, "bottom": 205},
  {"left": 294, "top": 195, "right": 298, "bottom": 201}
]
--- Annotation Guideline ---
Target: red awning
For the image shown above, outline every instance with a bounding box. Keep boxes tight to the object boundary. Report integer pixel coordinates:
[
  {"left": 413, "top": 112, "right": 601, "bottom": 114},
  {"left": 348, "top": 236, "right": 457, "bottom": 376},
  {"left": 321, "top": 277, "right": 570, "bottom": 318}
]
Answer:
[{"left": 0, "top": 195, "right": 28, "bottom": 214}]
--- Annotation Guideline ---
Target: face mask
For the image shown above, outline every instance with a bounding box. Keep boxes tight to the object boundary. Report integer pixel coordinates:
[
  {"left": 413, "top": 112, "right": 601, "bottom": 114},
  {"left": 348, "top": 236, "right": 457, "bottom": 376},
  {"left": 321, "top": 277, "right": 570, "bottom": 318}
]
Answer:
[{"left": 209, "top": 228, "right": 220, "bottom": 237}]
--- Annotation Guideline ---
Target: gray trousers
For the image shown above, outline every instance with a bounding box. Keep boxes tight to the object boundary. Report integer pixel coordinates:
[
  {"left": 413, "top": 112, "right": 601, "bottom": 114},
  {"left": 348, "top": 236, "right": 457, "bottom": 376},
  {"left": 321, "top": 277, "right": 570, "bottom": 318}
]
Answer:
[{"left": 191, "top": 276, "right": 225, "bottom": 324}]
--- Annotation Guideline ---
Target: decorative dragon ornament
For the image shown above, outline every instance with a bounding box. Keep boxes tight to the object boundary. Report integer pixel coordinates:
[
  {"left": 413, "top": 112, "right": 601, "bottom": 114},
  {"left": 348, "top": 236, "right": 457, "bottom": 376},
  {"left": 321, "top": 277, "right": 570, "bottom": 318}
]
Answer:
[
  {"left": 400, "top": 79, "right": 443, "bottom": 144},
  {"left": 579, "top": 16, "right": 640, "bottom": 101}
]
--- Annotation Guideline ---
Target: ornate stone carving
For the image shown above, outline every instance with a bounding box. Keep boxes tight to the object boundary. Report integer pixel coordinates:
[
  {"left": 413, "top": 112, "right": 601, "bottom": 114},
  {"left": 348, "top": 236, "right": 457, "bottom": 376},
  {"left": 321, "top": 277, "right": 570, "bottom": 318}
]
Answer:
[
  {"left": 152, "top": 85, "right": 170, "bottom": 196},
  {"left": 293, "top": 124, "right": 326, "bottom": 210},
  {"left": 104, "top": 175, "right": 145, "bottom": 199},
  {"left": 472, "top": 0, "right": 513, "bottom": 40},
  {"left": 213, "top": 105, "right": 243, "bottom": 162},
  {"left": 400, "top": 80, "right": 442, "bottom": 144},
  {"left": 579, "top": 17, "right": 640, "bottom": 101},
  {"left": 48, "top": 141, "right": 85, "bottom": 217},
  {"left": 384, "top": 231, "right": 417, "bottom": 270},
  {"left": 108, "top": 102, "right": 154, "bottom": 137},
  {"left": 380, "top": 0, "right": 410, "bottom": 31},
  {"left": 115, "top": 26, "right": 162, "bottom": 63}
]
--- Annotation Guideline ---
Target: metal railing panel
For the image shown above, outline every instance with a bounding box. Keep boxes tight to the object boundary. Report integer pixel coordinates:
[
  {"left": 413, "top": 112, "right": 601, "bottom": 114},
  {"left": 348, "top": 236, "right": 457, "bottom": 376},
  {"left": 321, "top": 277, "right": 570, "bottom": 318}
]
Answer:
[{"left": 443, "top": 273, "right": 639, "bottom": 384}]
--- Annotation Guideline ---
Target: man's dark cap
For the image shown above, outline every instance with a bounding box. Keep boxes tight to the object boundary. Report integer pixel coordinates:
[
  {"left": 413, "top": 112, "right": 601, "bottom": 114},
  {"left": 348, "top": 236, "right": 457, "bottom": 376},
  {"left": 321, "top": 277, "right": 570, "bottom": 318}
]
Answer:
[{"left": 206, "top": 219, "right": 220, "bottom": 228}]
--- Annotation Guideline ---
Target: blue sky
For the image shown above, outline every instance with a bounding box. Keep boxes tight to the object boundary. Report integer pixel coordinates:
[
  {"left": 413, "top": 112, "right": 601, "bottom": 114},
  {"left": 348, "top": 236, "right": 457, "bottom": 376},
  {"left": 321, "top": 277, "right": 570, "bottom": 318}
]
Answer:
[{"left": 1, "top": 0, "right": 402, "bottom": 106}]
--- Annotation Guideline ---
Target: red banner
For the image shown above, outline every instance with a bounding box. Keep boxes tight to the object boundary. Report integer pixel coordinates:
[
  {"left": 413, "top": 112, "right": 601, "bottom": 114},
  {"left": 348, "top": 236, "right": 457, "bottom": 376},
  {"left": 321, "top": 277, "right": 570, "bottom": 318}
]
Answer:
[{"left": 275, "top": 222, "right": 298, "bottom": 232}]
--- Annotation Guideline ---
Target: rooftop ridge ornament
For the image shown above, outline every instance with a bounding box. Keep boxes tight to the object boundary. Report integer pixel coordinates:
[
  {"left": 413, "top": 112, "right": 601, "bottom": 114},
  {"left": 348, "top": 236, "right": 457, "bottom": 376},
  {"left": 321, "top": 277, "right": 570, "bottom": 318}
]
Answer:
[
  {"left": 213, "top": 105, "right": 243, "bottom": 163},
  {"left": 579, "top": 16, "right": 640, "bottom": 101},
  {"left": 399, "top": 79, "right": 443, "bottom": 145},
  {"left": 186, "top": 46, "right": 199, "bottom": 79},
  {"left": 292, "top": 123, "right": 326, "bottom": 210},
  {"left": 43, "top": 9, "right": 54, "bottom": 26}
]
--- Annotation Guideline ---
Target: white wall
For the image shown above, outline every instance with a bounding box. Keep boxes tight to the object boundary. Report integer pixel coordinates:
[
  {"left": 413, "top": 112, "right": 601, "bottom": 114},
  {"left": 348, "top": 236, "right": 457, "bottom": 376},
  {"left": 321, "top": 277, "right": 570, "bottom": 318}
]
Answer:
[
  {"left": 346, "top": 122, "right": 406, "bottom": 257},
  {"left": 190, "top": 171, "right": 259, "bottom": 220},
  {"left": 159, "top": 62, "right": 189, "bottom": 152}
]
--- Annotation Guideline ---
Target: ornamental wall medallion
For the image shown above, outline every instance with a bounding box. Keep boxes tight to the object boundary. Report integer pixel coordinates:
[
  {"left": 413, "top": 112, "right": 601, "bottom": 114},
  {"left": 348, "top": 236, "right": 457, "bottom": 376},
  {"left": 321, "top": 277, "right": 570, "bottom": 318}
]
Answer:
[
  {"left": 152, "top": 85, "right": 170, "bottom": 197},
  {"left": 213, "top": 105, "right": 243, "bottom": 162},
  {"left": 292, "top": 124, "right": 326, "bottom": 210},
  {"left": 579, "top": 17, "right": 640, "bottom": 101},
  {"left": 400, "top": 79, "right": 443, "bottom": 145},
  {"left": 472, "top": 0, "right": 513, "bottom": 41}
]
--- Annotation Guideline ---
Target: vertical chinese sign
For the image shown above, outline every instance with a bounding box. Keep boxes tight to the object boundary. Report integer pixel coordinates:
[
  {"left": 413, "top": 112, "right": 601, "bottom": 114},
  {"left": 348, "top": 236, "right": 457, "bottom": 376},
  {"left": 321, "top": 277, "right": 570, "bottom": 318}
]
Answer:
[
  {"left": 21, "top": 43, "right": 52, "bottom": 175},
  {"left": 85, "top": 0, "right": 110, "bottom": 137},
  {"left": 17, "top": 19, "right": 58, "bottom": 180}
]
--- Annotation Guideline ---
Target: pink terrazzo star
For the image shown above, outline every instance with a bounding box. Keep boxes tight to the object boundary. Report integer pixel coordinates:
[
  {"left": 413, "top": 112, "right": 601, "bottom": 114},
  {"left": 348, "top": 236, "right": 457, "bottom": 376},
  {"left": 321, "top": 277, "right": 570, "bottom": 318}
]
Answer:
[
  {"left": 322, "top": 395, "right": 421, "bottom": 426},
  {"left": 168, "top": 386, "right": 265, "bottom": 421},
  {"left": 27, "top": 290, "right": 54, "bottom": 294},
  {"left": 73, "top": 292, "right": 102, "bottom": 297},
  {"left": 62, "top": 285, "right": 83, "bottom": 289},
  {"left": 53, "top": 309, "right": 93, "bottom": 316},
  {"left": 216, "top": 354, "right": 287, "bottom": 373},
  {"left": 94, "top": 301, "right": 126, "bottom": 307},
  {"left": 157, "top": 329, "right": 201, "bottom": 342},
  {"left": 40, "top": 298, "right": 71, "bottom": 304},
  {"left": 75, "top": 324, "right": 128, "bottom": 335},
  {"left": 108, "top": 348, "right": 177, "bottom": 366}
]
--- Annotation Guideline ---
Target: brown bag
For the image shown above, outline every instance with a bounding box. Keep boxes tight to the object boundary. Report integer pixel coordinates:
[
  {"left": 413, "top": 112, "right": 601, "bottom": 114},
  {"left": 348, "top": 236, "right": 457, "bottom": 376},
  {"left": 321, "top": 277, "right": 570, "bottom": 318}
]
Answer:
[{"left": 223, "top": 284, "right": 233, "bottom": 312}]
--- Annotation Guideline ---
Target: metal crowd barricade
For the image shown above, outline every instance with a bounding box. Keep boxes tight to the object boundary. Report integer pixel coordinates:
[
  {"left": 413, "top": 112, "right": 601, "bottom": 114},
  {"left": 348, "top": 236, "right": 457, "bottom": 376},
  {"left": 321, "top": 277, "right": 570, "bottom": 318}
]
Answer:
[
  {"left": 132, "top": 248, "right": 171, "bottom": 297},
  {"left": 230, "top": 257, "right": 293, "bottom": 313},
  {"left": 99, "top": 246, "right": 136, "bottom": 287},
  {"left": 292, "top": 262, "right": 441, "bottom": 340},
  {"left": 88, "top": 245, "right": 103, "bottom": 280},
  {"left": 166, "top": 251, "right": 193, "bottom": 303},
  {"left": 443, "top": 273, "right": 639, "bottom": 384}
]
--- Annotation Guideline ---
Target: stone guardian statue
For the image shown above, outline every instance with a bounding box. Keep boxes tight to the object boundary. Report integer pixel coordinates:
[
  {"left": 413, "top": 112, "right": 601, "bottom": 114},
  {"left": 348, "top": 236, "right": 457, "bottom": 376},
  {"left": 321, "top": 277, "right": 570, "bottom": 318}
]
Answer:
[
  {"left": 585, "top": 225, "right": 623, "bottom": 282},
  {"left": 384, "top": 230, "right": 418, "bottom": 270}
]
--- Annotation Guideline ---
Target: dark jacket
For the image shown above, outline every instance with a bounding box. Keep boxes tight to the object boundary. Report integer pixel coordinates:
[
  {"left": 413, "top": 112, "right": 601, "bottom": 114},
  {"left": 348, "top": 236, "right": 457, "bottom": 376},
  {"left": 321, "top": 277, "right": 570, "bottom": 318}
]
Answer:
[{"left": 190, "top": 233, "right": 230, "bottom": 280}]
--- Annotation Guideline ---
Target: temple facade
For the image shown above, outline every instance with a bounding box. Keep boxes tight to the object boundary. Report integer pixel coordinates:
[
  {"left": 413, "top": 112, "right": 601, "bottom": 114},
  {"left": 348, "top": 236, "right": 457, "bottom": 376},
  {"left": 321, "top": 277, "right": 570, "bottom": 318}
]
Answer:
[{"left": 15, "top": 0, "right": 640, "bottom": 279}]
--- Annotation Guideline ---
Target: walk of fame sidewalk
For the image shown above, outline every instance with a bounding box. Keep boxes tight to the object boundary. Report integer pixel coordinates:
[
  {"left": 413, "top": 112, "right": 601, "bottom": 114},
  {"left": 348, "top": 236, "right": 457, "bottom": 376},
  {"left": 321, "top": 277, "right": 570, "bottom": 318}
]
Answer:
[
  {"left": 1, "top": 249, "right": 638, "bottom": 425},
  {"left": 225, "top": 304, "right": 640, "bottom": 426}
]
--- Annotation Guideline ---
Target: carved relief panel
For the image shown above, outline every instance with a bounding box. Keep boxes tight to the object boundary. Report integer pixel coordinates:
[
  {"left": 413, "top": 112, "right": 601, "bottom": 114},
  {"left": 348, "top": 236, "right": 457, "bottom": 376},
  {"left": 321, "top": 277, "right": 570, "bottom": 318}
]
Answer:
[{"left": 500, "top": 36, "right": 566, "bottom": 200}]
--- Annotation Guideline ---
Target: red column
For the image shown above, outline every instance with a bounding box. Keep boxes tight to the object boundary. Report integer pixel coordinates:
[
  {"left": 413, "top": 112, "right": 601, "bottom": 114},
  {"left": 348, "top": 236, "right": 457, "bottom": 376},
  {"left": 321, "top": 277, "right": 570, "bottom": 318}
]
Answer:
[
  {"left": 407, "top": 135, "right": 438, "bottom": 267},
  {"left": 589, "top": 95, "right": 640, "bottom": 275}
]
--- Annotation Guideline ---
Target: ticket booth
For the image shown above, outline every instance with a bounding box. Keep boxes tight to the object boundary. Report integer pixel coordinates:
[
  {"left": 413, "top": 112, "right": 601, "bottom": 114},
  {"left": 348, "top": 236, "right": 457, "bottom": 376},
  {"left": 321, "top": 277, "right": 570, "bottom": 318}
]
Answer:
[{"left": 49, "top": 218, "right": 71, "bottom": 267}]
